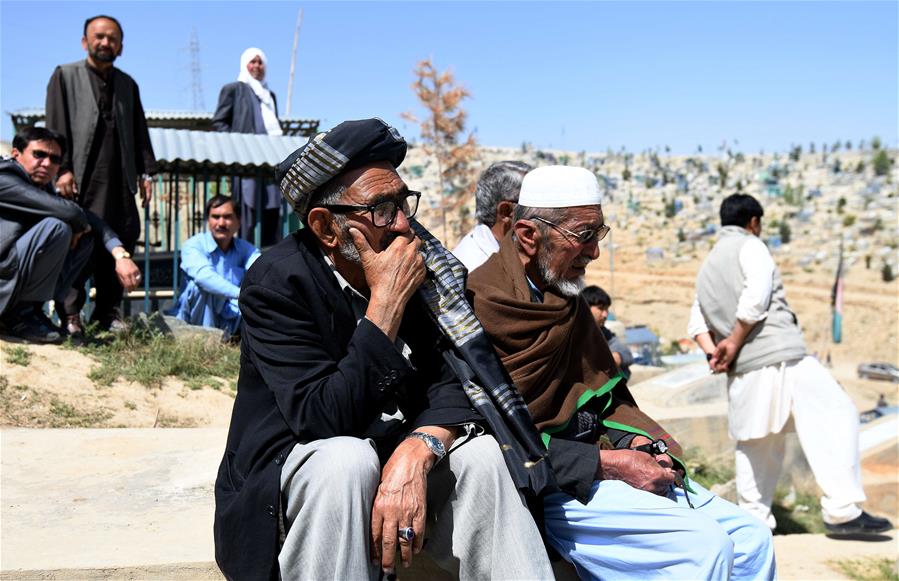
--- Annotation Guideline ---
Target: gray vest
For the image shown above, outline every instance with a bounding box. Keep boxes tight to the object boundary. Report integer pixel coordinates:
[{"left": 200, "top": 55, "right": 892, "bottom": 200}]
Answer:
[
  {"left": 696, "top": 226, "right": 806, "bottom": 375},
  {"left": 56, "top": 60, "right": 139, "bottom": 193}
]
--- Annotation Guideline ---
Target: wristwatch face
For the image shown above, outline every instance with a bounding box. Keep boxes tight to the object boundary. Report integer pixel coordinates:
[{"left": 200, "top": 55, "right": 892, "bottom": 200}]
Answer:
[{"left": 411, "top": 432, "right": 446, "bottom": 459}]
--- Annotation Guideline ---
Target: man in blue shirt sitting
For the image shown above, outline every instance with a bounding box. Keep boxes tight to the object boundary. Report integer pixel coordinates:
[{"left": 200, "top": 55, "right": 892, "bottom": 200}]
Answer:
[{"left": 176, "top": 195, "right": 259, "bottom": 336}]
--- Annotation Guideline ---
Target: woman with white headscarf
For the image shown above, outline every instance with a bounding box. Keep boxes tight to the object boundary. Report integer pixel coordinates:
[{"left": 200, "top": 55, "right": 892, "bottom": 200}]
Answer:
[{"left": 213, "top": 48, "right": 283, "bottom": 246}]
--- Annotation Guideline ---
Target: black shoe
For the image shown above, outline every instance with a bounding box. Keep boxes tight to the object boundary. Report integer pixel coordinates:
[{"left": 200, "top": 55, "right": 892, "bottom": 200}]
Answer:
[
  {"left": 2, "top": 312, "right": 64, "bottom": 344},
  {"left": 825, "top": 511, "right": 893, "bottom": 536}
]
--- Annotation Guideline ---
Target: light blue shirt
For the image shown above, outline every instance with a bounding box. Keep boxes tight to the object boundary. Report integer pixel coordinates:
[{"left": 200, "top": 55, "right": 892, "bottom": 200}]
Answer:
[
  {"left": 175, "top": 231, "right": 259, "bottom": 333},
  {"left": 180, "top": 231, "right": 260, "bottom": 300}
]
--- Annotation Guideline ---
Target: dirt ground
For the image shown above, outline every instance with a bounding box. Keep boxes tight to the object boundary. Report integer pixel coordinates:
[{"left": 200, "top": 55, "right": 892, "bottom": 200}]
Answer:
[{"left": 0, "top": 340, "right": 236, "bottom": 428}]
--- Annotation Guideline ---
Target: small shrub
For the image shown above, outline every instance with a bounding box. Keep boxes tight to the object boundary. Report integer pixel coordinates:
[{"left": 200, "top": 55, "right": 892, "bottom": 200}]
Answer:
[
  {"left": 5, "top": 345, "right": 32, "bottom": 367},
  {"left": 882, "top": 263, "right": 895, "bottom": 283},
  {"left": 48, "top": 397, "right": 113, "bottom": 428},
  {"left": 873, "top": 150, "right": 891, "bottom": 176},
  {"left": 82, "top": 314, "right": 240, "bottom": 389},
  {"left": 779, "top": 222, "right": 792, "bottom": 244},
  {"left": 831, "top": 557, "right": 898, "bottom": 581},
  {"left": 771, "top": 484, "right": 824, "bottom": 534},
  {"left": 682, "top": 448, "right": 735, "bottom": 490}
]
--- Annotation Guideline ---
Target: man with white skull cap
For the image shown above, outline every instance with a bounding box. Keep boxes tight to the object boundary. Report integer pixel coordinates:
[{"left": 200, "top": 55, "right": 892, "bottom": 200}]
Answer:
[{"left": 468, "top": 165, "right": 776, "bottom": 581}]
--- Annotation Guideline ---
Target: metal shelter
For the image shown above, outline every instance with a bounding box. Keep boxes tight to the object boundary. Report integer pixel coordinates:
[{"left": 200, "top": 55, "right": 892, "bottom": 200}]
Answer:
[
  {"left": 135, "top": 128, "right": 308, "bottom": 312},
  {"left": 8, "top": 107, "right": 319, "bottom": 137}
]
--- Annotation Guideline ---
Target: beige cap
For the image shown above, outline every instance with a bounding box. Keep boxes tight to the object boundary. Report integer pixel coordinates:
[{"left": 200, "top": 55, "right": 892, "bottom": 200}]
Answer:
[{"left": 518, "top": 166, "right": 603, "bottom": 208}]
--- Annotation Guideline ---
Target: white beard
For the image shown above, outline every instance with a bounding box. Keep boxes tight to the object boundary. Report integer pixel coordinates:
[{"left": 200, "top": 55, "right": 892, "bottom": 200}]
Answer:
[{"left": 537, "top": 244, "right": 586, "bottom": 298}]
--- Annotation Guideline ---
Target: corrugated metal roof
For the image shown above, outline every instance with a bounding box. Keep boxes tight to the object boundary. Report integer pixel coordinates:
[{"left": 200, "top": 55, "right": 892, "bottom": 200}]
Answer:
[
  {"left": 149, "top": 128, "right": 306, "bottom": 171},
  {"left": 8, "top": 107, "right": 316, "bottom": 124}
]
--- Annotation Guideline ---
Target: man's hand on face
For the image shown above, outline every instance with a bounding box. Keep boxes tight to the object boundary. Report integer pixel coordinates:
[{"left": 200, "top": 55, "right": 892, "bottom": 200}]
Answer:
[
  {"left": 56, "top": 171, "right": 77, "bottom": 199},
  {"left": 370, "top": 437, "right": 431, "bottom": 575},
  {"left": 350, "top": 227, "right": 426, "bottom": 342},
  {"left": 597, "top": 447, "right": 677, "bottom": 495}
]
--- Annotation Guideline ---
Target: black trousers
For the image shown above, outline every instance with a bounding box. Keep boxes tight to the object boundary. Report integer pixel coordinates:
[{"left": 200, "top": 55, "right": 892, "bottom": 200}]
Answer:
[{"left": 58, "top": 236, "right": 135, "bottom": 324}]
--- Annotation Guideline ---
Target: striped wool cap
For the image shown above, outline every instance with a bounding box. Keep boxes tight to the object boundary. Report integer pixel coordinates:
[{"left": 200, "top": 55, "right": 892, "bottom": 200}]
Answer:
[{"left": 276, "top": 118, "right": 407, "bottom": 217}]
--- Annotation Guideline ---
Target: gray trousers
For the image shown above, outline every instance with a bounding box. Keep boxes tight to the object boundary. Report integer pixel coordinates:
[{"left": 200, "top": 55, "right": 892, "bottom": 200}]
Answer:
[
  {"left": 278, "top": 434, "right": 553, "bottom": 581},
  {"left": 2, "top": 218, "right": 72, "bottom": 316}
]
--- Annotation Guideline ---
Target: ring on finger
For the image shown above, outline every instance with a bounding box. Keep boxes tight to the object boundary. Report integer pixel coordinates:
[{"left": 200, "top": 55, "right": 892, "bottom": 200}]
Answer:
[{"left": 397, "top": 526, "right": 415, "bottom": 543}]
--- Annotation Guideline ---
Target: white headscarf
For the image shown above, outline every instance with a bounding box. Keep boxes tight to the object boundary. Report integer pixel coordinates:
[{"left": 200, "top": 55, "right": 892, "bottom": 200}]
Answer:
[{"left": 237, "top": 47, "right": 283, "bottom": 136}]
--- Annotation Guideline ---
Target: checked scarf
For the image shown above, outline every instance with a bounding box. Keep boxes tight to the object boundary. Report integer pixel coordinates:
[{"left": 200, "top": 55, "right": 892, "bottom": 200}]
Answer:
[{"left": 410, "top": 219, "right": 555, "bottom": 497}]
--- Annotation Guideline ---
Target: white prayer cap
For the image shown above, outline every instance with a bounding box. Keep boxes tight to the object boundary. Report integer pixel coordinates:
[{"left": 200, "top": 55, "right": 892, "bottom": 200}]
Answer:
[{"left": 518, "top": 166, "right": 603, "bottom": 208}]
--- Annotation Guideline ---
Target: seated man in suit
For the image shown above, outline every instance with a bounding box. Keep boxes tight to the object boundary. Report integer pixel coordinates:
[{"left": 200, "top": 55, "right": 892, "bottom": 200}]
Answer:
[
  {"left": 175, "top": 195, "right": 259, "bottom": 337},
  {"left": 467, "top": 165, "right": 776, "bottom": 581},
  {"left": 0, "top": 127, "right": 140, "bottom": 343},
  {"left": 213, "top": 119, "right": 552, "bottom": 581}
]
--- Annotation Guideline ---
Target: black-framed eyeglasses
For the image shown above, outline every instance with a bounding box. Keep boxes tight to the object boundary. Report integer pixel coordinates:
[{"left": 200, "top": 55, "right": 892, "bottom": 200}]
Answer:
[
  {"left": 31, "top": 149, "right": 63, "bottom": 165},
  {"left": 534, "top": 216, "right": 610, "bottom": 245},
  {"left": 319, "top": 191, "right": 421, "bottom": 228}
]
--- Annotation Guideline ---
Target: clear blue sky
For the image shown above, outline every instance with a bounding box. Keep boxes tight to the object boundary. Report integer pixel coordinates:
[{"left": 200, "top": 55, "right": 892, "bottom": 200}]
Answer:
[{"left": 1, "top": 1, "right": 896, "bottom": 154}]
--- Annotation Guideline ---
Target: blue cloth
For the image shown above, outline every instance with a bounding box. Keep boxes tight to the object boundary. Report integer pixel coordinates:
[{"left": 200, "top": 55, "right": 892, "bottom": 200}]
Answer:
[
  {"left": 175, "top": 231, "right": 259, "bottom": 334},
  {"left": 544, "top": 479, "right": 776, "bottom": 581}
]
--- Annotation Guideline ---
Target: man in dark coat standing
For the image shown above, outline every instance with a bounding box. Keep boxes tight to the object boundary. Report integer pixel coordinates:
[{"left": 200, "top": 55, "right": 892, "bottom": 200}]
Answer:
[
  {"left": 45, "top": 14, "right": 156, "bottom": 333},
  {"left": 213, "top": 119, "right": 551, "bottom": 581}
]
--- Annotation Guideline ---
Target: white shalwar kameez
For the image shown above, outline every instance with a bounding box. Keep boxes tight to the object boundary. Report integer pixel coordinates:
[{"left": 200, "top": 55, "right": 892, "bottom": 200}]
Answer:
[{"left": 689, "top": 237, "right": 866, "bottom": 528}]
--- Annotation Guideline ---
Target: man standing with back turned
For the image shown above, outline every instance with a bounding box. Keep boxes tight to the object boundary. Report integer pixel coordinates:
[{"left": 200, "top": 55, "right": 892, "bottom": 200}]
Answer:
[
  {"left": 690, "top": 193, "right": 892, "bottom": 536},
  {"left": 45, "top": 14, "right": 157, "bottom": 333}
]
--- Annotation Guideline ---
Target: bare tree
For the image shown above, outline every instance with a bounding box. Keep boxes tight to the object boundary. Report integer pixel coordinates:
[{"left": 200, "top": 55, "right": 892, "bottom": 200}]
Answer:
[{"left": 402, "top": 59, "right": 479, "bottom": 245}]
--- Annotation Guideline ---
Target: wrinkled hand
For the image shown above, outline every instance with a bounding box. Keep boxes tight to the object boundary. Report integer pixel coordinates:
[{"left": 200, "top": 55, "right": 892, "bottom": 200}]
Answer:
[
  {"left": 711, "top": 337, "right": 740, "bottom": 373},
  {"left": 139, "top": 178, "right": 153, "bottom": 208},
  {"left": 599, "top": 448, "right": 677, "bottom": 495},
  {"left": 57, "top": 171, "right": 77, "bottom": 199},
  {"left": 350, "top": 227, "right": 426, "bottom": 341},
  {"left": 371, "top": 439, "right": 429, "bottom": 574},
  {"left": 629, "top": 435, "right": 673, "bottom": 469},
  {"left": 114, "top": 257, "right": 142, "bottom": 292}
]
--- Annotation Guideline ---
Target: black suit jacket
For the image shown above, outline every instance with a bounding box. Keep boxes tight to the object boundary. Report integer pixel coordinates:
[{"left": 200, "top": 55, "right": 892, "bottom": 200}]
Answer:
[
  {"left": 213, "top": 229, "right": 480, "bottom": 581},
  {"left": 212, "top": 81, "right": 279, "bottom": 134},
  {"left": 0, "top": 159, "right": 119, "bottom": 315}
]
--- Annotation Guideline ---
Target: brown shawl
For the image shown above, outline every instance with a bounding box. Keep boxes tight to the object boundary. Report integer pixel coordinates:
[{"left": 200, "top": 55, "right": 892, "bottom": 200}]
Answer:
[{"left": 467, "top": 233, "right": 683, "bottom": 458}]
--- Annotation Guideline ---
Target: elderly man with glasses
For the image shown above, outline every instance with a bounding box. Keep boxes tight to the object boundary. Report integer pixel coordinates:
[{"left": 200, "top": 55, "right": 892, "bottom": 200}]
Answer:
[
  {"left": 467, "top": 166, "right": 775, "bottom": 581},
  {"left": 213, "top": 119, "right": 553, "bottom": 581}
]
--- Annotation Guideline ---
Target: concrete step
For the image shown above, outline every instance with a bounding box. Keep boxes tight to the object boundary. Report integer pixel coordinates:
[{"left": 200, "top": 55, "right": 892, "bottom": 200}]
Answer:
[
  {"left": 2, "top": 424, "right": 896, "bottom": 580},
  {"left": 1, "top": 428, "right": 224, "bottom": 574}
]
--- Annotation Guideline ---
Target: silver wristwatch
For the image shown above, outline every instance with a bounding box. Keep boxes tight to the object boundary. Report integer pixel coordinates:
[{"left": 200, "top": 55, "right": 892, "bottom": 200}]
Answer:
[{"left": 406, "top": 431, "right": 447, "bottom": 462}]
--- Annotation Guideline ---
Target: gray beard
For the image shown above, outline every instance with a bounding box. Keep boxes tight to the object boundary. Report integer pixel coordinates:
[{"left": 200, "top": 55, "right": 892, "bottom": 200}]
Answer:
[
  {"left": 536, "top": 244, "right": 586, "bottom": 298},
  {"left": 335, "top": 223, "right": 399, "bottom": 264},
  {"left": 337, "top": 238, "right": 361, "bottom": 263}
]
